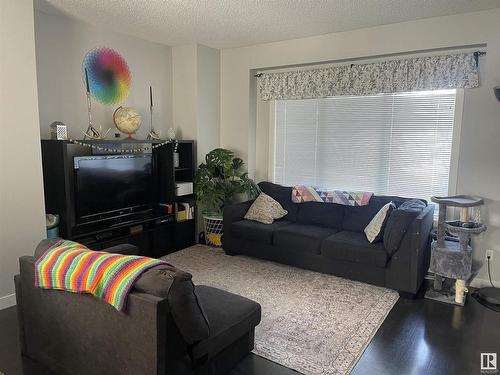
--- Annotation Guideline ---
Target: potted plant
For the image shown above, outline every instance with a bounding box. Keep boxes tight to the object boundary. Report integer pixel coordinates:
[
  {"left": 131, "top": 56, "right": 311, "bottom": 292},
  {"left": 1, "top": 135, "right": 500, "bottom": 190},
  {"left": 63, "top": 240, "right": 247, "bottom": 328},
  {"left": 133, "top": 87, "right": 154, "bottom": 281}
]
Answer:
[{"left": 194, "top": 148, "right": 258, "bottom": 246}]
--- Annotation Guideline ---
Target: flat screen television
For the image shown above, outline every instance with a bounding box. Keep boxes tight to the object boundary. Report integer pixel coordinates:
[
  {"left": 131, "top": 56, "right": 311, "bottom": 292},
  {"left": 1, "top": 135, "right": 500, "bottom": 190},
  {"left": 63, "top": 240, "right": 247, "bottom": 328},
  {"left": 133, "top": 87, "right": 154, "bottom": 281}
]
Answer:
[{"left": 74, "top": 154, "right": 154, "bottom": 223}]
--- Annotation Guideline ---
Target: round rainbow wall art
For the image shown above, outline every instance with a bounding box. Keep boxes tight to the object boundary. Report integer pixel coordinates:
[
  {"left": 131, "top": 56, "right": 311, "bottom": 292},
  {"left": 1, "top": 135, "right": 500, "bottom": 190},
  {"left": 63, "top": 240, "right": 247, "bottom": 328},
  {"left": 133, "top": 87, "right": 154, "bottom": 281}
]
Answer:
[{"left": 82, "top": 47, "right": 131, "bottom": 105}]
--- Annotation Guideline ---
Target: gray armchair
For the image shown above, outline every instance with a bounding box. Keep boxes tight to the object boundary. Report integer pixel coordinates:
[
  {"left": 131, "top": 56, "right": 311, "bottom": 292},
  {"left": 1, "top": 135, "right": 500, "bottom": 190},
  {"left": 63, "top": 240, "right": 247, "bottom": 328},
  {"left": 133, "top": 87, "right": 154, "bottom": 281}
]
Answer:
[{"left": 15, "top": 241, "right": 261, "bottom": 375}]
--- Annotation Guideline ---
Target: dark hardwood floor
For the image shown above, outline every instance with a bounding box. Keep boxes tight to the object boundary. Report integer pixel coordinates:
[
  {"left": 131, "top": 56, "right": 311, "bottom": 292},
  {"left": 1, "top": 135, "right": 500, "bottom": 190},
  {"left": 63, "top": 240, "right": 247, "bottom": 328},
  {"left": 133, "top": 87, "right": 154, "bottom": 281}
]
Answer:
[{"left": 1, "top": 294, "right": 499, "bottom": 375}]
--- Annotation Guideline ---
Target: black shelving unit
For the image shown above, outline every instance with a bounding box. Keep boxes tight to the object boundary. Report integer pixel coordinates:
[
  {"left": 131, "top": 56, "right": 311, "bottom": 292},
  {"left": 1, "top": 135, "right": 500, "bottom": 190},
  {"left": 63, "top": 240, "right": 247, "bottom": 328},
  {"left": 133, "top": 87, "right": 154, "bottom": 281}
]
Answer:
[
  {"left": 40, "top": 139, "right": 196, "bottom": 257},
  {"left": 173, "top": 141, "right": 196, "bottom": 250}
]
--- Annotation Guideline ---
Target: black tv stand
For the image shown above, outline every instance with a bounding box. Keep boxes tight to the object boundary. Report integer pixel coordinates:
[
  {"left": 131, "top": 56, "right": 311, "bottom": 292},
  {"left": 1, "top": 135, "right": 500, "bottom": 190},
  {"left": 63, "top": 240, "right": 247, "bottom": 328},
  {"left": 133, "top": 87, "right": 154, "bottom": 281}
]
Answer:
[
  {"left": 73, "top": 212, "right": 176, "bottom": 258},
  {"left": 40, "top": 139, "right": 196, "bottom": 258}
]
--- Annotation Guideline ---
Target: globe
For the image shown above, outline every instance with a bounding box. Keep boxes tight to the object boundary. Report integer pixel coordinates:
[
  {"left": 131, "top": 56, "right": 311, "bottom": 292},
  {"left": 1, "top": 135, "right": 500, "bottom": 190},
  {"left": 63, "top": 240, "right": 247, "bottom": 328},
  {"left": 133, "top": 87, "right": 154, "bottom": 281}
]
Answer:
[{"left": 113, "top": 106, "right": 141, "bottom": 138}]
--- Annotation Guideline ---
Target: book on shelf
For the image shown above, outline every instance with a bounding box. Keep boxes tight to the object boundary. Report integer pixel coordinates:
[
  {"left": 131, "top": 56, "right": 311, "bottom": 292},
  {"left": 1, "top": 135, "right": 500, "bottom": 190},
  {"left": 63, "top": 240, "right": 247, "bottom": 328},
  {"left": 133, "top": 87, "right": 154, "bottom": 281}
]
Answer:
[{"left": 176, "top": 202, "right": 194, "bottom": 221}]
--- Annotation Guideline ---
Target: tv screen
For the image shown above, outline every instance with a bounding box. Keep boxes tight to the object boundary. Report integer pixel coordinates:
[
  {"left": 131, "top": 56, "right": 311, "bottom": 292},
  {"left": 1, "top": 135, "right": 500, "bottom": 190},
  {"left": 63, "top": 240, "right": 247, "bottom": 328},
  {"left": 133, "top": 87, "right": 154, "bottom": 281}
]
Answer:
[{"left": 74, "top": 154, "right": 153, "bottom": 223}]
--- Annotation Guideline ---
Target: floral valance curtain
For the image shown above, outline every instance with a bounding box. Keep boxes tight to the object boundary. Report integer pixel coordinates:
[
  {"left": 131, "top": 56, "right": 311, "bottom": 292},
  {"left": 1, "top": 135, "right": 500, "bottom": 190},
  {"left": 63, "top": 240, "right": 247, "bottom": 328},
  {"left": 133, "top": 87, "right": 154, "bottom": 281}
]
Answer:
[{"left": 257, "top": 53, "right": 479, "bottom": 100}]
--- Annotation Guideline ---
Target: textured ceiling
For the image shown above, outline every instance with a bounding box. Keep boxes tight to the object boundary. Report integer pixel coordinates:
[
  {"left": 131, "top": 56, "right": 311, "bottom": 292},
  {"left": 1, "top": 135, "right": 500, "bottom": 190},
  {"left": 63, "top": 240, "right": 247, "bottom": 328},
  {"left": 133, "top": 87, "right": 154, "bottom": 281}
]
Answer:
[{"left": 36, "top": 0, "right": 500, "bottom": 49}]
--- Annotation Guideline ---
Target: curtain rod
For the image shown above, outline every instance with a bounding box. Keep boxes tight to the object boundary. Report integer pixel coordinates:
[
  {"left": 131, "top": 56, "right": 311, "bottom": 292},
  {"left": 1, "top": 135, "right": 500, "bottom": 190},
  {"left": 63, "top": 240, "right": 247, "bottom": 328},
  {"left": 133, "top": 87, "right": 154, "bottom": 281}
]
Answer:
[{"left": 254, "top": 50, "right": 487, "bottom": 78}]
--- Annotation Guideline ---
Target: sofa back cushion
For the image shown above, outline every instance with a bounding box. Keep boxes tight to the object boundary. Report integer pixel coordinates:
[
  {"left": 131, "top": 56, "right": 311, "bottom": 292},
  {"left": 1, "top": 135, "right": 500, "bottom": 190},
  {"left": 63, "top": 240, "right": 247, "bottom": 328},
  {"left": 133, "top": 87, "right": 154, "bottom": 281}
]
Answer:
[
  {"left": 258, "top": 181, "right": 298, "bottom": 221},
  {"left": 342, "top": 195, "right": 415, "bottom": 233},
  {"left": 296, "top": 202, "right": 344, "bottom": 228}
]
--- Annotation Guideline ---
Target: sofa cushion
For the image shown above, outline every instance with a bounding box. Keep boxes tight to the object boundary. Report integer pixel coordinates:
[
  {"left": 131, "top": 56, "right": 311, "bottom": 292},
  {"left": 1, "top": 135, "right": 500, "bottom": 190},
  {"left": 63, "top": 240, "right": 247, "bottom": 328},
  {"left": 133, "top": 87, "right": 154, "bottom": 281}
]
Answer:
[
  {"left": 342, "top": 195, "right": 411, "bottom": 232},
  {"left": 231, "top": 219, "right": 292, "bottom": 244},
  {"left": 258, "top": 181, "right": 298, "bottom": 221},
  {"left": 244, "top": 192, "right": 288, "bottom": 224},
  {"left": 321, "top": 231, "right": 388, "bottom": 267},
  {"left": 273, "top": 223, "right": 338, "bottom": 254},
  {"left": 383, "top": 199, "right": 427, "bottom": 255},
  {"left": 192, "top": 285, "right": 261, "bottom": 359},
  {"left": 296, "top": 202, "right": 344, "bottom": 229}
]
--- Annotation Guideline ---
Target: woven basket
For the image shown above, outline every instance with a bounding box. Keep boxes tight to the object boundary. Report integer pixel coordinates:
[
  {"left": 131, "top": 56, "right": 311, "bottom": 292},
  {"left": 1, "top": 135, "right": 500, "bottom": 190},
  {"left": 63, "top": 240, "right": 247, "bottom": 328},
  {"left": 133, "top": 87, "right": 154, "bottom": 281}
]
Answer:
[{"left": 203, "top": 216, "right": 224, "bottom": 247}]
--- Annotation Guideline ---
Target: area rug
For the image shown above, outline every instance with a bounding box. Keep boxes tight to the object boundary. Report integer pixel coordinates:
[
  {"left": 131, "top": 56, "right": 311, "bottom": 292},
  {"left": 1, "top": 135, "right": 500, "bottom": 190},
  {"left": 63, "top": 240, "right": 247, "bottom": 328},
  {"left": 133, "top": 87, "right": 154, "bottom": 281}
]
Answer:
[{"left": 164, "top": 245, "right": 399, "bottom": 375}]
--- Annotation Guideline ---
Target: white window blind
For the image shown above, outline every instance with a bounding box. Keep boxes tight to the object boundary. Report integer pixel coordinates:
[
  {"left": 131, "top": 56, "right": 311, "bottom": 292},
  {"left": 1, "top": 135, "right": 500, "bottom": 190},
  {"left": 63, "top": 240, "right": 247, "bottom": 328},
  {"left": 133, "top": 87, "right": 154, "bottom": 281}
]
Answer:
[{"left": 274, "top": 90, "right": 457, "bottom": 204}]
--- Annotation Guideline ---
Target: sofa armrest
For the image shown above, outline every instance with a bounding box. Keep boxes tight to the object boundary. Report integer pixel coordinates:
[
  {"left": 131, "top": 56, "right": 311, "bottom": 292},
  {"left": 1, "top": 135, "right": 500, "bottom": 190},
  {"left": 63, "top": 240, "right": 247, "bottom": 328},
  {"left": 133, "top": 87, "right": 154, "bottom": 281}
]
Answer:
[
  {"left": 385, "top": 204, "right": 434, "bottom": 294},
  {"left": 103, "top": 243, "right": 140, "bottom": 255}
]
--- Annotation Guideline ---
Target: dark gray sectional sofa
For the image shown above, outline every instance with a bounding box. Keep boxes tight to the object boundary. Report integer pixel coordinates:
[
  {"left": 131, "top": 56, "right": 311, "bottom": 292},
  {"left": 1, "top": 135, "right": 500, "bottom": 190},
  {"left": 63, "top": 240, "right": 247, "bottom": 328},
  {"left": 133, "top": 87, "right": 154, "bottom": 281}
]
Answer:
[{"left": 223, "top": 182, "right": 434, "bottom": 296}]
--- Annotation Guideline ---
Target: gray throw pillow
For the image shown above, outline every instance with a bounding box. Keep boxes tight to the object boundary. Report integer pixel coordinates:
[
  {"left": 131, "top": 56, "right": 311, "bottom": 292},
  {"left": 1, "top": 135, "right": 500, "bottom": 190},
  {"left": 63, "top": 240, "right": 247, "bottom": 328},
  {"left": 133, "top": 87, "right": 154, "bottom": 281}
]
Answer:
[
  {"left": 383, "top": 199, "right": 426, "bottom": 254},
  {"left": 244, "top": 192, "right": 288, "bottom": 224}
]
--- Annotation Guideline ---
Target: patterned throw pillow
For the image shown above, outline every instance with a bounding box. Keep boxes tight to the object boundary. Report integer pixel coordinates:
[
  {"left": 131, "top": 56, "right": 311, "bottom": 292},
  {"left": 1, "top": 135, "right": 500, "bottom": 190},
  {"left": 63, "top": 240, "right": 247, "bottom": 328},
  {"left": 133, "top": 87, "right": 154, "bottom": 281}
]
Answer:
[
  {"left": 244, "top": 192, "right": 288, "bottom": 224},
  {"left": 364, "top": 202, "right": 395, "bottom": 243}
]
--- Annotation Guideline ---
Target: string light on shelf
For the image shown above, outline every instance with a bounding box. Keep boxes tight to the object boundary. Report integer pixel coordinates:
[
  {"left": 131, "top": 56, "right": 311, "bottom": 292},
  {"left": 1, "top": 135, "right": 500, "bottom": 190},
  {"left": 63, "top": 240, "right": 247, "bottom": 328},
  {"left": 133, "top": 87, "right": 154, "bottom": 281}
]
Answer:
[{"left": 68, "top": 139, "right": 172, "bottom": 153}]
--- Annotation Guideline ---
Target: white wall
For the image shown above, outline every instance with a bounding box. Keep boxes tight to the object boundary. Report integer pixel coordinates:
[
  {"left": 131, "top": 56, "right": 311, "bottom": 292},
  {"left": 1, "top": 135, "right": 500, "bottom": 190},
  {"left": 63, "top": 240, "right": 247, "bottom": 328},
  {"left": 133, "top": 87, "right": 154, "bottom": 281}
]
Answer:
[
  {"left": 34, "top": 10, "right": 173, "bottom": 140},
  {"left": 172, "top": 44, "right": 198, "bottom": 141},
  {"left": 0, "top": 0, "right": 46, "bottom": 309},
  {"left": 172, "top": 44, "right": 221, "bottom": 235},
  {"left": 172, "top": 44, "right": 220, "bottom": 163},
  {"left": 220, "top": 9, "right": 500, "bottom": 286},
  {"left": 197, "top": 45, "right": 221, "bottom": 163}
]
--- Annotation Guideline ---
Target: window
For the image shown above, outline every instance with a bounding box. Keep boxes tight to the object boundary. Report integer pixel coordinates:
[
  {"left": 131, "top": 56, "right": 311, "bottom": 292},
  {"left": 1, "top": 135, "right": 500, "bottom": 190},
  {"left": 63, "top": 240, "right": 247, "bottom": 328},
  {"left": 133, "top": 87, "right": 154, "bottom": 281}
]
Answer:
[{"left": 273, "top": 90, "right": 458, "bottom": 204}]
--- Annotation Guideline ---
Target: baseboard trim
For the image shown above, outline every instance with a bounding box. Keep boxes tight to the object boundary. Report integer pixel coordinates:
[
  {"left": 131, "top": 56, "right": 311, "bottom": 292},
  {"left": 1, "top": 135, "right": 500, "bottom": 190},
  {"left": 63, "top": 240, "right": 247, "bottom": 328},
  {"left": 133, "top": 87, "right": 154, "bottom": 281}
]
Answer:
[
  {"left": 470, "top": 278, "right": 499, "bottom": 289},
  {"left": 0, "top": 293, "right": 16, "bottom": 310}
]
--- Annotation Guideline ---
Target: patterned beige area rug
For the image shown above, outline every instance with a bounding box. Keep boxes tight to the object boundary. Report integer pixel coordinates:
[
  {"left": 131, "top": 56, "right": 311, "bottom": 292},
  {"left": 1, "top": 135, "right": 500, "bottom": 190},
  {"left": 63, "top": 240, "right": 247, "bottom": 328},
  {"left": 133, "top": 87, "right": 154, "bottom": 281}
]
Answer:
[{"left": 164, "top": 245, "right": 399, "bottom": 375}]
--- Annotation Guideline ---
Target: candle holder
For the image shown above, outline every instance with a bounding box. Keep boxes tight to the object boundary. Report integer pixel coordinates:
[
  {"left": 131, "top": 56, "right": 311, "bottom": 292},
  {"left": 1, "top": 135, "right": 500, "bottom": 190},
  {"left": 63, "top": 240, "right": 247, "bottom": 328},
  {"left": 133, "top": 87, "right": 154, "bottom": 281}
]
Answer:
[
  {"left": 147, "top": 86, "right": 161, "bottom": 140},
  {"left": 82, "top": 68, "right": 110, "bottom": 140}
]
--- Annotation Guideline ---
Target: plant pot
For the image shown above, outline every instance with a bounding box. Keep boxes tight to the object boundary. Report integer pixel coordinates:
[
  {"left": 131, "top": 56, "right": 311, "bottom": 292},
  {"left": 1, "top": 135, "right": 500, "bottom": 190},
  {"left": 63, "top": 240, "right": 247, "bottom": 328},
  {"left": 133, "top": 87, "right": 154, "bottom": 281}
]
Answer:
[{"left": 203, "top": 215, "right": 223, "bottom": 247}]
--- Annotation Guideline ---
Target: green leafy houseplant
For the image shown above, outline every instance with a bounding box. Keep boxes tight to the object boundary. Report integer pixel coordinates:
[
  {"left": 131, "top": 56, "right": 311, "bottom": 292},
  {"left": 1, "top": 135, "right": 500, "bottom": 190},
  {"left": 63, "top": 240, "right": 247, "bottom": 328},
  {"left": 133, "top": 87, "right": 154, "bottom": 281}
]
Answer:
[{"left": 194, "top": 148, "right": 258, "bottom": 217}]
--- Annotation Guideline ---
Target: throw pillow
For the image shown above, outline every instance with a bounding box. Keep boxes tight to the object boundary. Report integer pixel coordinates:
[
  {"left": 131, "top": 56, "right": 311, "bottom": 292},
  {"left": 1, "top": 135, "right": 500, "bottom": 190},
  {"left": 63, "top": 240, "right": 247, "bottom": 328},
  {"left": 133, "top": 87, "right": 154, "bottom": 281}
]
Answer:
[
  {"left": 244, "top": 192, "right": 288, "bottom": 224},
  {"left": 135, "top": 265, "right": 210, "bottom": 345},
  {"left": 364, "top": 202, "right": 395, "bottom": 243},
  {"left": 258, "top": 181, "right": 298, "bottom": 221}
]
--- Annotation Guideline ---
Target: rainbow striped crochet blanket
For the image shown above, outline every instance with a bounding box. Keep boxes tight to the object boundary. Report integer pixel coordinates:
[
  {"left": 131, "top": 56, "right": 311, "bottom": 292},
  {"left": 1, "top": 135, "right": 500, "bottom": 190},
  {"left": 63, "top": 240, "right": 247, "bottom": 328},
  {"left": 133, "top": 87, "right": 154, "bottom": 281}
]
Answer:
[
  {"left": 292, "top": 185, "right": 373, "bottom": 206},
  {"left": 35, "top": 240, "right": 166, "bottom": 310}
]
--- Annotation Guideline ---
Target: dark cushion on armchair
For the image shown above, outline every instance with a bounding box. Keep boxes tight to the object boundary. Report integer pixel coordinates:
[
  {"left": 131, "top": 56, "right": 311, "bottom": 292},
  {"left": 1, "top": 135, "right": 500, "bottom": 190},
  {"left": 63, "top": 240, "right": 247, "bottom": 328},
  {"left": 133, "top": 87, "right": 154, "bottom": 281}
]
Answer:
[
  {"left": 137, "top": 265, "right": 210, "bottom": 346},
  {"left": 231, "top": 219, "right": 292, "bottom": 244},
  {"left": 273, "top": 224, "right": 338, "bottom": 254},
  {"left": 321, "top": 231, "right": 388, "bottom": 267},
  {"left": 192, "top": 285, "right": 261, "bottom": 359}
]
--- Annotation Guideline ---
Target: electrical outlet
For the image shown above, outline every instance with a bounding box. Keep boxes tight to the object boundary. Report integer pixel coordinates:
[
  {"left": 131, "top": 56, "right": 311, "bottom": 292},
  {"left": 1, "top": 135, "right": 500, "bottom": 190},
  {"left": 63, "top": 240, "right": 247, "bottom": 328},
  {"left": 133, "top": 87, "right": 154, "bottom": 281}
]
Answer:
[{"left": 486, "top": 249, "right": 494, "bottom": 261}]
